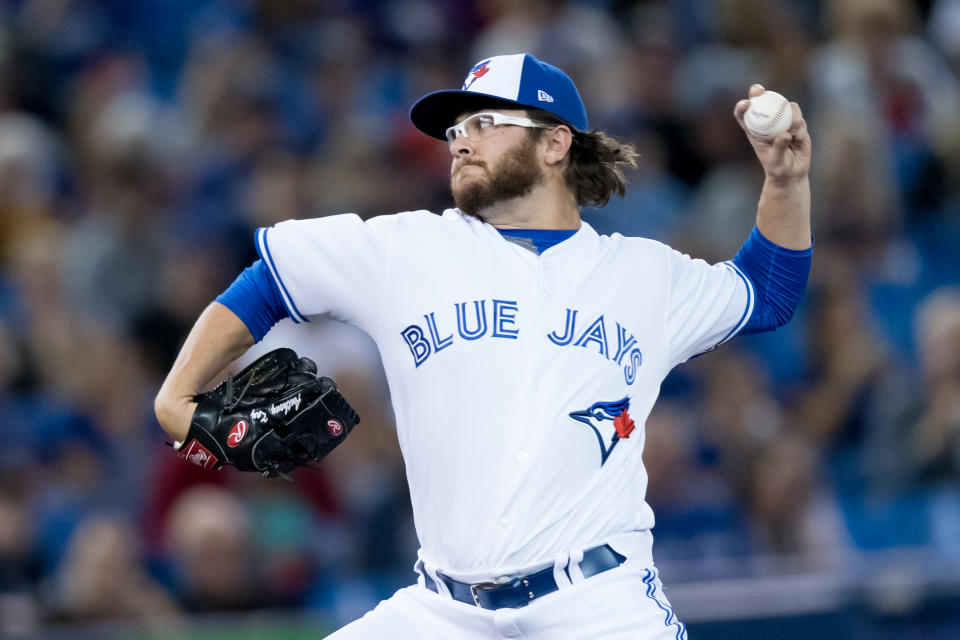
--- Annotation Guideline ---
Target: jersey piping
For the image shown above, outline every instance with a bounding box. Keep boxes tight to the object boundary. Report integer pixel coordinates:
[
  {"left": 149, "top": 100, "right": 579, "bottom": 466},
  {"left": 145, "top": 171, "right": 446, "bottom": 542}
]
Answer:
[
  {"left": 689, "top": 260, "right": 755, "bottom": 358},
  {"left": 257, "top": 226, "right": 309, "bottom": 324}
]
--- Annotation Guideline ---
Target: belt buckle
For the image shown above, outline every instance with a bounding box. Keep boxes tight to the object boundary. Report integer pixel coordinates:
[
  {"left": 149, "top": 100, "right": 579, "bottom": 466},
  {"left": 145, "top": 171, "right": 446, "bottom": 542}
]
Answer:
[{"left": 469, "top": 577, "right": 511, "bottom": 607}]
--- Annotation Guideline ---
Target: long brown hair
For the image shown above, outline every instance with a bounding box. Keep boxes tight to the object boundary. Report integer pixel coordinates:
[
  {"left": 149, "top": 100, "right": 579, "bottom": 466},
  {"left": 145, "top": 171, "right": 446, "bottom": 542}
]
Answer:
[{"left": 527, "top": 109, "right": 638, "bottom": 208}]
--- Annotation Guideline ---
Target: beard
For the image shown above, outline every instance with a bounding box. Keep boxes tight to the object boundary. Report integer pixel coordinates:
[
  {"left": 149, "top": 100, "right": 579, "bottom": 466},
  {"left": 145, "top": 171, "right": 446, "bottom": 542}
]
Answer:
[{"left": 451, "top": 136, "right": 544, "bottom": 218}]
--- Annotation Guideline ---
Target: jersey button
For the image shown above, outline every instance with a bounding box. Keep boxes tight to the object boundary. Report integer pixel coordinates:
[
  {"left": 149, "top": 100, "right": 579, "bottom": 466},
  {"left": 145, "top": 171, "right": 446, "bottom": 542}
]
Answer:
[
  {"left": 499, "top": 518, "right": 509, "bottom": 528},
  {"left": 516, "top": 450, "right": 529, "bottom": 461}
]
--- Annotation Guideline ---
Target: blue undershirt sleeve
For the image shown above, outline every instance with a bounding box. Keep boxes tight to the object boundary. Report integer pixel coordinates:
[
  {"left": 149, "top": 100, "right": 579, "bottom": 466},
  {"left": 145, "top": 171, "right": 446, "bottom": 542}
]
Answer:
[
  {"left": 732, "top": 226, "right": 813, "bottom": 334},
  {"left": 215, "top": 259, "right": 288, "bottom": 342}
]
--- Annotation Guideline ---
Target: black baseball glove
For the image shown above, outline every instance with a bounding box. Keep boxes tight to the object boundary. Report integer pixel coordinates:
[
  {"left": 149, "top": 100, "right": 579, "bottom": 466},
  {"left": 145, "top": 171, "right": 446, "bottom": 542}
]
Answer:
[{"left": 175, "top": 348, "right": 359, "bottom": 478}]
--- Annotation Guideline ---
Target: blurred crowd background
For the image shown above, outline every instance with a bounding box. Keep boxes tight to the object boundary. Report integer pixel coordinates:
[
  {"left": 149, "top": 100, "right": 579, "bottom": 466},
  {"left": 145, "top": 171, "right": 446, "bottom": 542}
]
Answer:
[{"left": 2, "top": 0, "right": 960, "bottom": 637}]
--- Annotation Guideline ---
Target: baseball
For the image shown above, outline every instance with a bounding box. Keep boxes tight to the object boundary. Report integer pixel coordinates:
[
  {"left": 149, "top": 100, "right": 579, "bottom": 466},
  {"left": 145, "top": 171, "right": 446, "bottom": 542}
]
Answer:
[{"left": 744, "top": 90, "right": 793, "bottom": 140}]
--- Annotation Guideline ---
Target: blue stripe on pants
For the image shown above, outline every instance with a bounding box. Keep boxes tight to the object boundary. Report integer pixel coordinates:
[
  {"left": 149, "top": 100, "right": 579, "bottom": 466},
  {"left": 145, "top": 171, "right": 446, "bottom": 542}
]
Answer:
[{"left": 642, "top": 568, "right": 687, "bottom": 640}]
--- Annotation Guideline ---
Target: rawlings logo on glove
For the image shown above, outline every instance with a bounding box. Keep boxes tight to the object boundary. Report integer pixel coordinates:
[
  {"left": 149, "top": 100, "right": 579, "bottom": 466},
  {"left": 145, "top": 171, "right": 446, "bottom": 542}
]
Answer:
[{"left": 175, "top": 348, "right": 360, "bottom": 478}]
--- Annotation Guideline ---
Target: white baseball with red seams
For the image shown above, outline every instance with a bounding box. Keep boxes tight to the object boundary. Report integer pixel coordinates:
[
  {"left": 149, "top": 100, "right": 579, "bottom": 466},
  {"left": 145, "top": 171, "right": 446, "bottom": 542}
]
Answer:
[{"left": 744, "top": 90, "right": 793, "bottom": 139}]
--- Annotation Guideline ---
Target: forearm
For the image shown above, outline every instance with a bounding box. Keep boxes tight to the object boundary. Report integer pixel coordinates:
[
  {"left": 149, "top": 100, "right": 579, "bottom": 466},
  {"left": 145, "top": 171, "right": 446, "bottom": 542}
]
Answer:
[
  {"left": 733, "top": 85, "right": 811, "bottom": 250},
  {"left": 154, "top": 302, "right": 255, "bottom": 442},
  {"left": 756, "top": 176, "right": 811, "bottom": 251}
]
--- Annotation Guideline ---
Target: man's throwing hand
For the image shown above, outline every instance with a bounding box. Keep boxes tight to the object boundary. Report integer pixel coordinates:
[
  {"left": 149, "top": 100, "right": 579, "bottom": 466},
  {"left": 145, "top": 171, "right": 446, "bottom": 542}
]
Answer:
[{"left": 734, "top": 84, "right": 811, "bottom": 186}]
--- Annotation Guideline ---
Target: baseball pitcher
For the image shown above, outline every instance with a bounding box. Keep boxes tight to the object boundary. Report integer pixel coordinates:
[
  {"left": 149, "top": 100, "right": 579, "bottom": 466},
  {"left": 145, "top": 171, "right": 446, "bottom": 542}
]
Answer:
[{"left": 155, "top": 53, "right": 812, "bottom": 639}]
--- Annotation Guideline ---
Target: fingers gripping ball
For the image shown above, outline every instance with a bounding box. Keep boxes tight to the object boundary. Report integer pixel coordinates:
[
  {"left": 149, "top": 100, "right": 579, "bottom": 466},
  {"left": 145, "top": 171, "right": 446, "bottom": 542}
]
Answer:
[
  {"left": 744, "top": 90, "right": 793, "bottom": 140},
  {"left": 176, "top": 348, "right": 360, "bottom": 477}
]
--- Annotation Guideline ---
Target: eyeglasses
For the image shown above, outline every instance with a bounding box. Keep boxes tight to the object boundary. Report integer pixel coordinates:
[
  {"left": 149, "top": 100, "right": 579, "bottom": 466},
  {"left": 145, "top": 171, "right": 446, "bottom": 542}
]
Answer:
[{"left": 445, "top": 112, "right": 549, "bottom": 145}]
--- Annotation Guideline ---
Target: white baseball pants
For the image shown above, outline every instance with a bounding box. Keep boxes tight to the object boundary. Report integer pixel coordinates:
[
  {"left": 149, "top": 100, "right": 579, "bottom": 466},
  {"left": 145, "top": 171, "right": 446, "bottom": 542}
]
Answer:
[{"left": 326, "top": 548, "right": 687, "bottom": 639}]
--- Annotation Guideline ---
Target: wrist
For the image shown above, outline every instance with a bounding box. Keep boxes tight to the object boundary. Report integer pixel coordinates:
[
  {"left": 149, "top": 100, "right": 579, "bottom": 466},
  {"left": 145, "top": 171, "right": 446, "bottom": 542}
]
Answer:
[{"left": 763, "top": 173, "right": 809, "bottom": 190}]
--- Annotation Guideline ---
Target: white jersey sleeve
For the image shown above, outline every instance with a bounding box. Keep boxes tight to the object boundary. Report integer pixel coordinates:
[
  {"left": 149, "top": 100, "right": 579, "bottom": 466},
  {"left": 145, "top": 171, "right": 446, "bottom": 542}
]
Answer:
[
  {"left": 255, "top": 213, "right": 393, "bottom": 335},
  {"left": 665, "top": 248, "right": 754, "bottom": 367}
]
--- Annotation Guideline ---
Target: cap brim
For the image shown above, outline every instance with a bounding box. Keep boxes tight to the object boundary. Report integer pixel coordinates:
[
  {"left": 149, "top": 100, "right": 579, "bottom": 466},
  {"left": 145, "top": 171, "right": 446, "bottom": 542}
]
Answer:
[{"left": 410, "top": 90, "right": 532, "bottom": 140}]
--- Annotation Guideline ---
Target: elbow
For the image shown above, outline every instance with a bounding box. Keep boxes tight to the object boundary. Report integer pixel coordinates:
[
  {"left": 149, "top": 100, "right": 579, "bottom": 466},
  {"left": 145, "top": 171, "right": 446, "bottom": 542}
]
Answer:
[
  {"left": 770, "top": 302, "right": 799, "bottom": 329},
  {"left": 153, "top": 390, "right": 175, "bottom": 439},
  {"left": 742, "top": 298, "right": 801, "bottom": 334},
  {"left": 153, "top": 390, "right": 170, "bottom": 428},
  {"left": 154, "top": 388, "right": 192, "bottom": 443}
]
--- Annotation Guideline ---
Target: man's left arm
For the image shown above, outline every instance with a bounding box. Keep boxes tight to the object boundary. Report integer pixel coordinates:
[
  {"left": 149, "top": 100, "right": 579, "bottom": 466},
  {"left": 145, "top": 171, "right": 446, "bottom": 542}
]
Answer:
[
  {"left": 662, "top": 85, "right": 812, "bottom": 362},
  {"left": 735, "top": 83, "right": 812, "bottom": 250},
  {"left": 733, "top": 84, "right": 811, "bottom": 250},
  {"left": 726, "top": 84, "right": 813, "bottom": 334}
]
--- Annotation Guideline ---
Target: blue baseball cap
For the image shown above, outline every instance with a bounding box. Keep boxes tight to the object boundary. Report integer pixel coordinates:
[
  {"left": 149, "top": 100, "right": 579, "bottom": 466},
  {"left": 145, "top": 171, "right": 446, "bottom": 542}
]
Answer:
[{"left": 410, "top": 53, "right": 589, "bottom": 140}]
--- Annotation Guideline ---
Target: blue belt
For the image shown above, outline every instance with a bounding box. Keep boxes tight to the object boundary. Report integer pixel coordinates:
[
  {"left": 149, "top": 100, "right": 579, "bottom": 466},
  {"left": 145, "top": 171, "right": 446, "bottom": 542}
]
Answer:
[{"left": 421, "top": 544, "right": 626, "bottom": 609}]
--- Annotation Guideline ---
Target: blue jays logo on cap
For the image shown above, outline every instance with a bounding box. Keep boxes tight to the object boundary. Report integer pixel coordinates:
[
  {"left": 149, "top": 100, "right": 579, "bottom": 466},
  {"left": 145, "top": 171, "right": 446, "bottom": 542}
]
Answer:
[
  {"left": 569, "top": 397, "right": 636, "bottom": 466},
  {"left": 463, "top": 59, "right": 492, "bottom": 91},
  {"left": 410, "top": 53, "right": 589, "bottom": 141}
]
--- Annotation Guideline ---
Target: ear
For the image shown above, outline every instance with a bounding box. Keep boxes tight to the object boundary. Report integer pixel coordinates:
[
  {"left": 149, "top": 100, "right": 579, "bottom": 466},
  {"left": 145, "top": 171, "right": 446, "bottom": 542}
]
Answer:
[{"left": 541, "top": 125, "right": 573, "bottom": 166}]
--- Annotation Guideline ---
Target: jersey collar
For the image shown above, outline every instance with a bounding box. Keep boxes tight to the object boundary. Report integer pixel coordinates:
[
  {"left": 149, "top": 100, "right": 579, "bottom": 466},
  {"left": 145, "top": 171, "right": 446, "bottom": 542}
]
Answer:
[{"left": 447, "top": 208, "right": 598, "bottom": 256}]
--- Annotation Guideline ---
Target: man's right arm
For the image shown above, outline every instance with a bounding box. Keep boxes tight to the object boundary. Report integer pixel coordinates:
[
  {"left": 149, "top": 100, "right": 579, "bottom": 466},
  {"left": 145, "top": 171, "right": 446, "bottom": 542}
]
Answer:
[{"left": 154, "top": 302, "right": 255, "bottom": 443}]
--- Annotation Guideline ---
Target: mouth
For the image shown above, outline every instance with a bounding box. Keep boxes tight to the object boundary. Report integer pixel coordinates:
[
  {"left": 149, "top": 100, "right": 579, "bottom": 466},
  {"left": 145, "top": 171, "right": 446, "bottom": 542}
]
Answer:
[
  {"left": 454, "top": 162, "right": 486, "bottom": 176},
  {"left": 452, "top": 164, "right": 486, "bottom": 185}
]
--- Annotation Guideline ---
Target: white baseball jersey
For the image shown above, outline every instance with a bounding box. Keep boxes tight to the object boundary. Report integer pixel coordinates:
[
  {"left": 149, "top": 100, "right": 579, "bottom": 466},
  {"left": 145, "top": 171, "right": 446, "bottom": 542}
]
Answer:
[{"left": 258, "top": 208, "right": 753, "bottom": 580}]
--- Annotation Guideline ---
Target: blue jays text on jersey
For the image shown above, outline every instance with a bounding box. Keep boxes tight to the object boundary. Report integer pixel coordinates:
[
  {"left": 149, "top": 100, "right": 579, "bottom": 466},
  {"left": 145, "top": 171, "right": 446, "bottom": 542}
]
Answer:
[{"left": 400, "top": 299, "right": 644, "bottom": 384}]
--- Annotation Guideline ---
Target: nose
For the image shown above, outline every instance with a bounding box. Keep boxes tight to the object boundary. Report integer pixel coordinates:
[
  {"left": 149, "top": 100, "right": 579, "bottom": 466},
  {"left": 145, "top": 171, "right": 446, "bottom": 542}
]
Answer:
[{"left": 448, "top": 134, "right": 474, "bottom": 158}]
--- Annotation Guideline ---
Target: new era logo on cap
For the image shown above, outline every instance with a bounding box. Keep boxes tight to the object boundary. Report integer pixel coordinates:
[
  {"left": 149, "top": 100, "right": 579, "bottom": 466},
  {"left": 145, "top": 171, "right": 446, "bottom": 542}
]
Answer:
[{"left": 409, "top": 53, "right": 589, "bottom": 140}]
